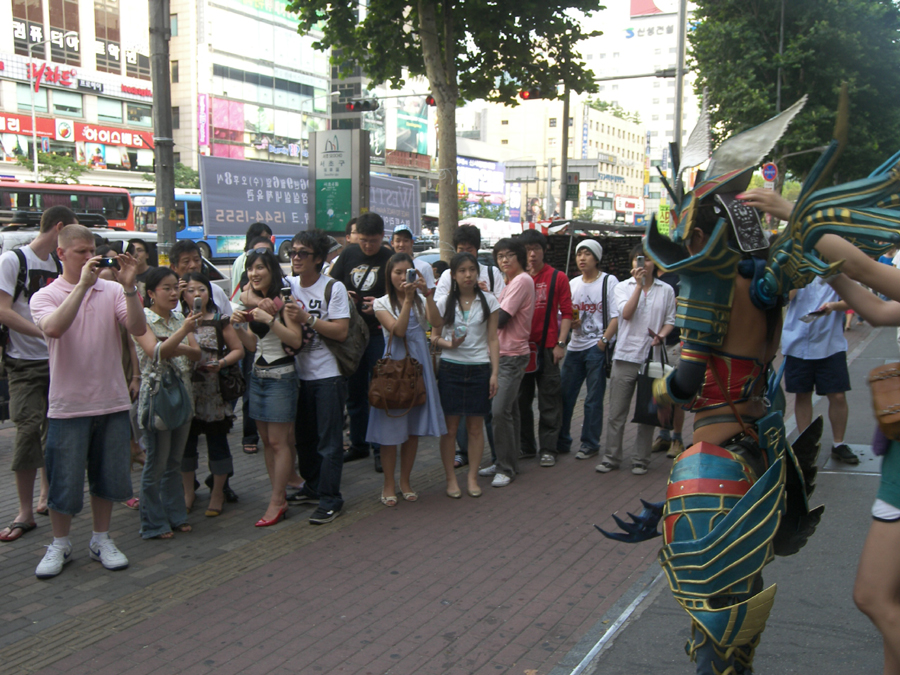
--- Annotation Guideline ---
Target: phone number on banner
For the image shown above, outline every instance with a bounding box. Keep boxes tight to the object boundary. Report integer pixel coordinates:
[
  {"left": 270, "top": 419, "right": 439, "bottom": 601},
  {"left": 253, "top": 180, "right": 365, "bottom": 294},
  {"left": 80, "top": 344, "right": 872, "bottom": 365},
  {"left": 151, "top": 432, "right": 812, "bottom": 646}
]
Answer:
[{"left": 213, "top": 209, "right": 303, "bottom": 225}]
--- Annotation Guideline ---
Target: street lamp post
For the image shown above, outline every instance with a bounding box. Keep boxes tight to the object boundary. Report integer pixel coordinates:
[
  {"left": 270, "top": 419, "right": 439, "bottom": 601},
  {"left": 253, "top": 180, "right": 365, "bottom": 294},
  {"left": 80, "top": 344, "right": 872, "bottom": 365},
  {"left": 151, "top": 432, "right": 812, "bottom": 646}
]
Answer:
[
  {"left": 28, "top": 30, "right": 78, "bottom": 183},
  {"left": 27, "top": 31, "right": 77, "bottom": 183}
]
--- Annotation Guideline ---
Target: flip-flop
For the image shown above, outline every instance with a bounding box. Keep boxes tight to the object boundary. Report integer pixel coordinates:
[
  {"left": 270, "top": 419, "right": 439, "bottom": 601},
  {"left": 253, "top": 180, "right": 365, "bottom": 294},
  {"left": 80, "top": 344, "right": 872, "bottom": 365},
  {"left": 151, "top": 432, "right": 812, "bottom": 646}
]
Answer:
[
  {"left": 243, "top": 444, "right": 258, "bottom": 455},
  {"left": 35, "top": 506, "right": 49, "bottom": 516},
  {"left": 0, "top": 521, "right": 37, "bottom": 542}
]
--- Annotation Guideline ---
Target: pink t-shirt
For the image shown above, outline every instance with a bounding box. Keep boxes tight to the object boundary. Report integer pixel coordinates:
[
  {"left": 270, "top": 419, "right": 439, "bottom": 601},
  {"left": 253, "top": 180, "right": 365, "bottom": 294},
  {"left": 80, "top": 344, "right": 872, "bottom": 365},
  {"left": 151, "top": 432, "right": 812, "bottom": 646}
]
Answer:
[
  {"left": 498, "top": 272, "right": 535, "bottom": 357},
  {"left": 31, "top": 277, "right": 132, "bottom": 419}
]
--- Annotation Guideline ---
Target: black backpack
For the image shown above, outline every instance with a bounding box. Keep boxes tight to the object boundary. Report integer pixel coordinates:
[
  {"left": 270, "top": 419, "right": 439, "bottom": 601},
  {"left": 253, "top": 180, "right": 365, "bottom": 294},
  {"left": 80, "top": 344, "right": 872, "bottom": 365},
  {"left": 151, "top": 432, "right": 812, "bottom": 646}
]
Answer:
[{"left": 0, "top": 249, "right": 62, "bottom": 350}]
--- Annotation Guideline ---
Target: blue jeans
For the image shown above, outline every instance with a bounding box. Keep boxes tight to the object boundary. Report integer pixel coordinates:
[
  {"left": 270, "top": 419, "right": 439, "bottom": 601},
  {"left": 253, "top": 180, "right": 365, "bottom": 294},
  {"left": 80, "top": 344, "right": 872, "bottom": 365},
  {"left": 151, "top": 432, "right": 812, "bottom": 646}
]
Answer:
[
  {"left": 558, "top": 346, "right": 608, "bottom": 454},
  {"left": 140, "top": 420, "right": 191, "bottom": 539},
  {"left": 296, "top": 376, "right": 348, "bottom": 512},
  {"left": 45, "top": 411, "right": 132, "bottom": 515},
  {"left": 347, "top": 331, "right": 385, "bottom": 457}
]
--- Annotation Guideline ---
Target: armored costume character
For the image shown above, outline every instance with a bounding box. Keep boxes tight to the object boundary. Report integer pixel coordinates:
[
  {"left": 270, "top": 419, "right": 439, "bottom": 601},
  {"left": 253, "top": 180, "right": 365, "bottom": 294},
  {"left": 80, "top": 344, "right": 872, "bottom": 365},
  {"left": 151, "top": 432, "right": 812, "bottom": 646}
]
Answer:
[{"left": 599, "top": 87, "right": 900, "bottom": 674}]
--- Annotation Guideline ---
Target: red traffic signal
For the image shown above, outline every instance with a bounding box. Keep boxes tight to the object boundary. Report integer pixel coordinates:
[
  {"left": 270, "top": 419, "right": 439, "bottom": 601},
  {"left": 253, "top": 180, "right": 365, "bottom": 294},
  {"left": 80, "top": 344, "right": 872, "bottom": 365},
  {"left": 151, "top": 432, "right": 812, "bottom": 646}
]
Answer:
[
  {"left": 345, "top": 99, "right": 379, "bottom": 112},
  {"left": 425, "top": 95, "right": 436, "bottom": 106},
  {"left": 519, "top": 88, "right": 544, "bottom": 100}
]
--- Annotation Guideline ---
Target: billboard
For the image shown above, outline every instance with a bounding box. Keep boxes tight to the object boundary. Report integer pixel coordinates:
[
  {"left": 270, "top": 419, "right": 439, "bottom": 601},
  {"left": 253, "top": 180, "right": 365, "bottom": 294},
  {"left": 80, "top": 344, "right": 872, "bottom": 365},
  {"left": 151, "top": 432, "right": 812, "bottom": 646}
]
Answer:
[
  {"left": 457, "top": 156, "right": 506, "bottom": 205},
  {"left": 370, "top": 175, "right": 421, "bottom": 235},
  {"left": 630, "top": 0, "right": 677, "bottom": 16},
  {"left": 198, "top": 156, "right": 310, "bottom": 236}
]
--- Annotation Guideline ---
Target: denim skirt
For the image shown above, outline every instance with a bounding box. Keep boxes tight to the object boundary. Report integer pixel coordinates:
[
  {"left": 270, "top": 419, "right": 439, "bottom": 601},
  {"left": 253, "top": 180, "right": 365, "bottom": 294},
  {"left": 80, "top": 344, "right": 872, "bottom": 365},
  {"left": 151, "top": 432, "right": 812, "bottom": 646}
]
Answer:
[
  {"left": 249, "top": 370, "right": 298, "bottom": 423},
  {"left": 438, "top": 361, "right": 491, "bottom": 417}
]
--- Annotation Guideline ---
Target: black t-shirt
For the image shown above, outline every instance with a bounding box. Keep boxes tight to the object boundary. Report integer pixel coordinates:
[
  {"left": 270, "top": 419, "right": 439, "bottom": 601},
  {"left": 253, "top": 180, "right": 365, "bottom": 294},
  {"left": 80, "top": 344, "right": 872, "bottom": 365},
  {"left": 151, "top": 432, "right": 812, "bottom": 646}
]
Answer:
[{"left": 328, "top": 244, "right": 392, "bottom": 329}]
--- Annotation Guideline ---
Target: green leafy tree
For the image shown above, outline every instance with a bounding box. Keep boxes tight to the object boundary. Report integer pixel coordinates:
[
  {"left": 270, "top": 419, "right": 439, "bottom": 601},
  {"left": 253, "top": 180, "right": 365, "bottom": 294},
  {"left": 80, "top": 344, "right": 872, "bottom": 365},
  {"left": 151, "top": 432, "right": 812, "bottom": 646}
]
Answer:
[
  {"left": 288, "top": 0, "right": 601, "bottom": 258},
  {"left": 143, "top": 162, "right": 200, "bottom": 189},
  {"left": 16, "top": 152, "right": 91, "bottom": 184},
  {"left": 689, "top": 0, "right": 900, "bottom": 182}
]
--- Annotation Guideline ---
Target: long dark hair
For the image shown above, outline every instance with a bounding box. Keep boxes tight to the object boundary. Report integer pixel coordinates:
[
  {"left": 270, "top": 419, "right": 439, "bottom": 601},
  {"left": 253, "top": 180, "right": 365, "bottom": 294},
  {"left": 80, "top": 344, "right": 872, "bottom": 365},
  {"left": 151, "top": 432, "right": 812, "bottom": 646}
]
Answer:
[
  {"left": 179, "top": 272, "right": 219, "bottom": 315},
  {"left": 244, "top": 248, "right": 285, "bottom": 299},
  {"left": 442, "top": 252, "right": 490, "bottom": 326},
  {"left": 385, "top": 252, "right": 422, "bottom": 315}
]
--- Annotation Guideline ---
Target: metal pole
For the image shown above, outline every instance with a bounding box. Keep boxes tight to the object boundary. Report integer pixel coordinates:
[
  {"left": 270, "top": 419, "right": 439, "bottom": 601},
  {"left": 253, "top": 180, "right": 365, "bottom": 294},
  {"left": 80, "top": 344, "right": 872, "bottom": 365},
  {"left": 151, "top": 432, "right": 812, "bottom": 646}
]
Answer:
[
  {"left": 559, "top": 85, "right": 570, "bottom": 219},
  {"left": 28, "top": 44, "right": 39, "bottom": 183},
  {"left": 149, "top": 0, "right": 176, "bottom": 265},
  {"left": 674, "top": 0, "right": 688, "bottom": 158}
]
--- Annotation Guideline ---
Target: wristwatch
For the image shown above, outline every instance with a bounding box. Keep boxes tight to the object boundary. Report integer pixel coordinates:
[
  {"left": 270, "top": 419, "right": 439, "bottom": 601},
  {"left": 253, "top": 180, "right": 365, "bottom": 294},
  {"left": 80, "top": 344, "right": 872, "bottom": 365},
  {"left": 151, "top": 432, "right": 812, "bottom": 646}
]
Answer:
[
  {"left": 600, "top": 336, "right": 610, "bottom": 344},
  {"left": 556, "top": 341, "right": 566, "bottom": 348}
]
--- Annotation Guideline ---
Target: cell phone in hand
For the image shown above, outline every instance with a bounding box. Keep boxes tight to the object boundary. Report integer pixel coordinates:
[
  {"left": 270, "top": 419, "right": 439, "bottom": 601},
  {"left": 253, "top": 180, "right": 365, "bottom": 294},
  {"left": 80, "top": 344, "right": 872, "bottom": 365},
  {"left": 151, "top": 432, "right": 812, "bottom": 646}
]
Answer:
[
  {"left": 406, "top": 269, "right": 417, "bottom": 284},
  {"left": 636, "top": 255, "right": 645, "bottom": 267},
  {"left": 192, "top": 297, "right": 202, "bottom": 314},
  {"left": 280, "top": 286, "right": 292, "bottom": 303},
  {"left": 800, "top": 309, "right": 827, "bottom": 323}
]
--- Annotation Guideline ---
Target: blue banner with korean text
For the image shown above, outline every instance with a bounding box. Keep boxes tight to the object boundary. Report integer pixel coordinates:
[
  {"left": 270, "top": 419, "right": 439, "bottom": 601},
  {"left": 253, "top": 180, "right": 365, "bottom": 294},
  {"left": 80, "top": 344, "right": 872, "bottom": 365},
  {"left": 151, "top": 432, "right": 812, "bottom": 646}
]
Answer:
[{"left": 199, "top": 156, "right": 310, "bottom": 236}]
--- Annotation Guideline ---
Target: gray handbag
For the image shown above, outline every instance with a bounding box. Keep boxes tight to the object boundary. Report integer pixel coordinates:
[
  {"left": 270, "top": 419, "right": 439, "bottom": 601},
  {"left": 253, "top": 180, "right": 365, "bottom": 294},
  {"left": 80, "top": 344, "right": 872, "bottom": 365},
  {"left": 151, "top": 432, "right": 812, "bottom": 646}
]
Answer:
[{"left": 142, "top": 343, "right": 192, "bottom": 431}]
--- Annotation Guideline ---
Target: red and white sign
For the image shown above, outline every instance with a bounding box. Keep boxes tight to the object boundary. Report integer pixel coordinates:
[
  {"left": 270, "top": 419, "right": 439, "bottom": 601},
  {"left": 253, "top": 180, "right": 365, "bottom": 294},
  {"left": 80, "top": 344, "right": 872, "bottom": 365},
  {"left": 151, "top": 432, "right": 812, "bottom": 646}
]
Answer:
[
  {"left": 75, "top": 123, "right": 154, "bottom": 149},
  {"left": 0, "top": 112, "right": 55, "bottom": 138},
  {"left": 615, "top": 195, "right": 645, "bottom": 212}
]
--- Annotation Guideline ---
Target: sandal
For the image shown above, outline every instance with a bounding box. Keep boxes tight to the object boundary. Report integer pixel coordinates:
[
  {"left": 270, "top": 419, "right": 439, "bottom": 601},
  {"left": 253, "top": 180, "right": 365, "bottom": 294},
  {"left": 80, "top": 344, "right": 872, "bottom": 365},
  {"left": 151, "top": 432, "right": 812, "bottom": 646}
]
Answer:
[
  {"left": 35, "top": 506, "right": 49, "bottom": 516},
  {"left": 0, "top": 521, "right": 37, "bottom": 542},
  {"left": 380, "top": 493, "right": 398, "bottom": 507},
  {"left": 243, "top": 443, "right": 258, "bottom": 455},
  {"left": 123, "top": 498, "right": 140, "bottom": 510},
  {"left": 151, "top": 531, "right": 174, "bottom": 540},
  {"left": 173, "top": 523, "right": 192, "bottom": 533},
  {"left": 402, "top": 491, "right": 418, "bottom": 502}
]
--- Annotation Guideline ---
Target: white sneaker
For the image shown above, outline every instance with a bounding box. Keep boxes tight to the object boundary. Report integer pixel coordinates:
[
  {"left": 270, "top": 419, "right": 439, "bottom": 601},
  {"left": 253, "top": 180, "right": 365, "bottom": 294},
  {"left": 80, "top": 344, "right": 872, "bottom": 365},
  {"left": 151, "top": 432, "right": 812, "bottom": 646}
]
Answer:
[
  {"left": 89, "top": 538, "right": 129, "bottom": 571},
  {"left": 478, "top": 464, "right": 497, "bottom": 477},
  {"left": 35, "top": 542, "right": 73, "bottom": 579},
  {"left": 491, "top": 473, "right": 511, "bottom": 487}
]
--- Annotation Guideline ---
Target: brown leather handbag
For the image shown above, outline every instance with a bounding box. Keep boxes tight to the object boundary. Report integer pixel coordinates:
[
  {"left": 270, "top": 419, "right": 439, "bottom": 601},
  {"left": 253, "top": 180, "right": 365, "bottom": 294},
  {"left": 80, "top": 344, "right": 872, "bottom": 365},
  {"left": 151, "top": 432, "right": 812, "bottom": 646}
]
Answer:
[
  {"left": 869, "top": 362, "right": 900, "bottom": 439},
  {"left": 368, "top": 332, "right": 427, "bottom": 417}
]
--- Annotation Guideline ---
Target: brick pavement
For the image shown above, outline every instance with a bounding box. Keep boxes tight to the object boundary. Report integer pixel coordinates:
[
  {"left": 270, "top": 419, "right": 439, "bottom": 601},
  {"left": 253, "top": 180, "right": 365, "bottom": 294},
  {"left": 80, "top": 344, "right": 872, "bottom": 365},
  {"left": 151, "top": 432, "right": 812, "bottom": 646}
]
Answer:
[{"left": 0, "top": 323, "right": 875, "bottom": 675}]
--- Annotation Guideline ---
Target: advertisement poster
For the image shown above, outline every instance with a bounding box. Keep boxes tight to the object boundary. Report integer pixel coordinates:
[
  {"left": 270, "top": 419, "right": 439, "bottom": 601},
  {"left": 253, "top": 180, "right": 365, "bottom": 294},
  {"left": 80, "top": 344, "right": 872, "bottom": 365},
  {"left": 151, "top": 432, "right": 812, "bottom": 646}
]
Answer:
[
  {"left": 314, "top": 130, "right": 352, "bottom": 232},
  {"left": 396, "top": 97, "right": 429, "bottom": 155},
  {"left": 198, "top": 155, "right": 310, "bottom": 236},
  {"left": 363, "top": 108, "right": 385, "bottom": 166},
  {"left": 370, "top": 175, "right": 420, "bottom": 235}
]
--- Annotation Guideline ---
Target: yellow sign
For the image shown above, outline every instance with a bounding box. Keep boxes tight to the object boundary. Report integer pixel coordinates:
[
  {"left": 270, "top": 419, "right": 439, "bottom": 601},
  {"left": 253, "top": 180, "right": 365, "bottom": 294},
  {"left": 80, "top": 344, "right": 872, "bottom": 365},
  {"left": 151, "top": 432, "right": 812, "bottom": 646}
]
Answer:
[
  {"left": 169, "top": 209, "right": 178, "bottom": 221},
  {"left": 657, "top": 204, "right": 670, "bottom": 236}
]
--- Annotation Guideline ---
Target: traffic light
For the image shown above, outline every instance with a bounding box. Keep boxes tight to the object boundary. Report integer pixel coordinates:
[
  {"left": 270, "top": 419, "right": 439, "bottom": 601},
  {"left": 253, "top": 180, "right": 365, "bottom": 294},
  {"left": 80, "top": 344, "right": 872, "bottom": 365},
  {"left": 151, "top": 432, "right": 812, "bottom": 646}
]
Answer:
[
  {"left": 425, "top": 94, "right": 436, "bottom": 106},
  {"left": 345, "top": 99, "right": 379, "bottom": 112},
  {"left": 519, "top": 88, "right": 544, "bottom": 100}
]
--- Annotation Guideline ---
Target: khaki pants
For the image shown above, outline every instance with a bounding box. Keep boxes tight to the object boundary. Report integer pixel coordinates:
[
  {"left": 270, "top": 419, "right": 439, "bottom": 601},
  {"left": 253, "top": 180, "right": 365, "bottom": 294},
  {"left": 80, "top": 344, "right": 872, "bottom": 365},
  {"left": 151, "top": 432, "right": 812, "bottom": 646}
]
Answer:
[
  {"left": 602, "top": 360, "right": 655, "bottom": 468},
  {"left": 7, "top": 358, "right": 50, "bottom": 472}
]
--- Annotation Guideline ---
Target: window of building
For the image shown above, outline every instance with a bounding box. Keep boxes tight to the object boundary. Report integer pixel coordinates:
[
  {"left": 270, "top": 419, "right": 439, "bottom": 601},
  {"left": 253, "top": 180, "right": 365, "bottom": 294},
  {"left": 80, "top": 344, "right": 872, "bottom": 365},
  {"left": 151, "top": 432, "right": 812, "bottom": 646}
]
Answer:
[
  {"left": 170, "top": 13, "right": 178, "bottom": 37},
  {"left": 125, "top": 50, "right": 151, "bottom": 80},
  {"left": 53, "top": 89, "right": 83, "bottom": 117},
  {"left": 613, "top": 52, "right": 619, "bottom": 58},
  {"left": 669, "top": 47, "right": 677, "bottom": 53},
  {"left": 16, "top": 83, "right": 48, "bottom": 113},
  {"left": 97, "top": 97, "right": 123, "bottom": 123},
  {"left": 549, "top": 118, "right": 557, "bottom": 127},
  {"left": 127, "top": 102, "right": 152, "bottom": 127},
  {"left": 172, "top": 106, "right": 180, "bottom": 129},
  {"left": 48, "top": 0, "right": 81, "bottom": 66},
  {"left": 501, "top": 120, "right": 508, "bottom": 125},
  {"left": 598, "top": 85, "right": 605, "bottom": 92},
  {"left": 171, "top": 60, "right": 179, "bottom": 83},
  {"left": 666, "top": 113, "right": 674, "bottom": 120},
  {"left": 569, "top": 117, "right": 574, "bottom": 127},
  {"left": 667, "top": 97, "right": 675, "bottom": 103},
  {"left": 599, "top": 53, "right": 606, "bottom": 59},
  {"left": 654, "top": 48, "right": 661, "bottom": 55},
  {"left": 653, "top": 81, "right": 660, "bottom": 88},
  {"left": 173, "top": 152, "right": 181, "bottom": 164},
  {"left": 94, "top": 0, "right": 121, "bottom": 74},
  {"left": 612, "top": 84, "right": 618, "bottom": 91},
  {"left": 548, "top": 138, "right": 557, "bottom": 147},
  {"left": 668, "top": 80, "right": 676, "bottom": 87},
  {"left": 501, "top": 140, "right": 509, "bottom": 145},
  {"left": 12, "top": 0, "right": 44, "bottom": 57}
]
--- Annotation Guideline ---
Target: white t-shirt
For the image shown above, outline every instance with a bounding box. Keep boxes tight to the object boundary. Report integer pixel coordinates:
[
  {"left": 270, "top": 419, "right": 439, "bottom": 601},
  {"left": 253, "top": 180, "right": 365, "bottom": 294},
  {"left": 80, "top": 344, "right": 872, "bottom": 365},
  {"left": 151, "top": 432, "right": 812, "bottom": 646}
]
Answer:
[
  {"left": 414, "top": 258, "right": 436, "bottom": 290},
  {"left": 287, "top": 275, "right": 350, "bottom": 381},
  {"left": 373, "top": 295, "right": 428, "bottom": 343},
  {"left": 211, "top": 284, "right": 232, "bottom": 316},
  {"left": 612, "top": 277, "right": 676, "bottom": 364},
  {"left": 434, "top": 264, "right": 505, "bottom": 304},
  {"left": 568, "top": 273, "right": 619, "bottom": 352},
  {"left": 0, "top": 246, "right": 60, "bottom": 361},
  {"left": 436, "top": 293, "right": 499, "bottom": 365}
]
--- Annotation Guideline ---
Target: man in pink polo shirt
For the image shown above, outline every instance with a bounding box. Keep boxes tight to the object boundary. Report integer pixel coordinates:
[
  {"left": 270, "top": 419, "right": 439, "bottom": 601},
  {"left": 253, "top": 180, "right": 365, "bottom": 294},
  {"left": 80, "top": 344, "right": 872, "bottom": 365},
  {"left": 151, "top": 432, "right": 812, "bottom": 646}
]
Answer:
[
  {"left": 30, "top": 224, "right": 147, "bottom": 579},
  {"left": 479, "top": 237, "right": 535, "bottom": 487}
]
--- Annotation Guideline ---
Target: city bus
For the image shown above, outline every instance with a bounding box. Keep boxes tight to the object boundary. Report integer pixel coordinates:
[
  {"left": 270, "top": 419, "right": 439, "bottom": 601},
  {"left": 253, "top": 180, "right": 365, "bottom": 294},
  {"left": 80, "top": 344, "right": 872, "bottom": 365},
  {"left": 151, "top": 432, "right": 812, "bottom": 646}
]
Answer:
[
  {"left": 131, "top": 190, "right": 293, "bottom": 260},
  {"left": 0, "top": 181, "right": 134, "bottom": 229}
]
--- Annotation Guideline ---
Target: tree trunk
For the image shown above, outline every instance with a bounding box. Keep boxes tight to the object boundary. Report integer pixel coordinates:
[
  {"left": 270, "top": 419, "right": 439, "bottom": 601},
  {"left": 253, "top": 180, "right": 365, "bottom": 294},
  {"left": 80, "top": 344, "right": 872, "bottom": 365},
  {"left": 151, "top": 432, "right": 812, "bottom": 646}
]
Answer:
[{"left": 418, "top": 0, "right": 458, "bottom": 262}]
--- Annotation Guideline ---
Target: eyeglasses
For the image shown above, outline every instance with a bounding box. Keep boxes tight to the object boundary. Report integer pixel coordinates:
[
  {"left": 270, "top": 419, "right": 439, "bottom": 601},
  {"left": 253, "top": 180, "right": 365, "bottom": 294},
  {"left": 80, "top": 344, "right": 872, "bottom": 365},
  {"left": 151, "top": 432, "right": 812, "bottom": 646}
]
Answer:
[
  {"left": 252, "top": 248, "right": 273, "bottom": 255},
  {"left": 289, "top": 250, "right": 312, "bottom": 259},
  {"left": 496, "top": 253, "right": 516, "bottom": 262}
]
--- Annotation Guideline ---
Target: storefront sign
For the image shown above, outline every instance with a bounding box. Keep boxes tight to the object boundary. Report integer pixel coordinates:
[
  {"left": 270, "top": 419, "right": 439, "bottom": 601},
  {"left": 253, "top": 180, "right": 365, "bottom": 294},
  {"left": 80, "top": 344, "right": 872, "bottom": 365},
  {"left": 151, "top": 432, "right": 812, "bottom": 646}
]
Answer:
[
  {"left": 385, "top": 150, "right": 430, "bottom": 171},
  {"left": 121, "top": 84, "right": 152, "bottom": 98},
  {"left": 314, "top": 130, "right": 353, "bottom": 232},
  {"left": 78, "top": 78, "right": 104, "bottom": 93},
  {"left": 75, "top": 123, "right": 154, "bottom": 149},
  {"left": 27, "top": 62, "right": 77, "bottom": 92}
]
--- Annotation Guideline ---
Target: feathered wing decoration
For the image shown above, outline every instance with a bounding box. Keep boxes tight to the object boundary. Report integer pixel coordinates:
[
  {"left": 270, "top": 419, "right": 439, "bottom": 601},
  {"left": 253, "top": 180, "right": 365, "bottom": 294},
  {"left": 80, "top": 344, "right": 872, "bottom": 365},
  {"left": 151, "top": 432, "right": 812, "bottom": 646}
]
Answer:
[{"left": 705, "top": 95, "right": 807, "bottom": 180}]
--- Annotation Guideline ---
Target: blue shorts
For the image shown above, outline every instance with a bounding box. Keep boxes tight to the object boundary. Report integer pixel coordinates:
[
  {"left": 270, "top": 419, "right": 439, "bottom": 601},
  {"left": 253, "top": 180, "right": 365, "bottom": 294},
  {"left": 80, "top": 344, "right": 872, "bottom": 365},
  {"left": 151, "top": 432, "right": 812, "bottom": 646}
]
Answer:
[
  {"left": 438, "top": 361, "right": 491, "bottom": 417},
  {"left": 784, "top": 352, "right": 851, "bottom": 395},
  {"left": 45, "top": 411, "right": 133, "bottom": 515},
  {"left": 249, "top": 370, "right": 299, "bottom": 423}
]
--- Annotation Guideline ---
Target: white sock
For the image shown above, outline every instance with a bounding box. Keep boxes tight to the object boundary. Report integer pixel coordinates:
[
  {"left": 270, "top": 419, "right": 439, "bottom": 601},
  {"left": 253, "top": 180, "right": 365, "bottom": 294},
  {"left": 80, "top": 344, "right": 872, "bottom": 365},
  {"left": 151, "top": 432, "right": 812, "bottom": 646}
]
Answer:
[
  {"left": 90, "top": 531, "right": 109, "bottom": 546},
  {"left": 52, "top": 536, "right": 71, "bottom": 549}
]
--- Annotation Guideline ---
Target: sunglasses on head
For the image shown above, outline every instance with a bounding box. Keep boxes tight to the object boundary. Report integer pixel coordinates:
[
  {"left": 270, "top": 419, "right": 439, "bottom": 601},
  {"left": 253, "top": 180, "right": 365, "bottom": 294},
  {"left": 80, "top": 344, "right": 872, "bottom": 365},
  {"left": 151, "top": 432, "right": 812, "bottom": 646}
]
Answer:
[{"left": 252, "top": 247, "right": 272, "bottom": 255}]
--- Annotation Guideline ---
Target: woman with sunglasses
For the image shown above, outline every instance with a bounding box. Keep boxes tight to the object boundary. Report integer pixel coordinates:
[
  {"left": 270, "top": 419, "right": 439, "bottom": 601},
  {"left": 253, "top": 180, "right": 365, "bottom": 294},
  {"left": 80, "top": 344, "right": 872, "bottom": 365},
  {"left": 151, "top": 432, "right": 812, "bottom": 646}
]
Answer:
[{"left": 231, "top": 249, "right": 305, "bottom": 527}]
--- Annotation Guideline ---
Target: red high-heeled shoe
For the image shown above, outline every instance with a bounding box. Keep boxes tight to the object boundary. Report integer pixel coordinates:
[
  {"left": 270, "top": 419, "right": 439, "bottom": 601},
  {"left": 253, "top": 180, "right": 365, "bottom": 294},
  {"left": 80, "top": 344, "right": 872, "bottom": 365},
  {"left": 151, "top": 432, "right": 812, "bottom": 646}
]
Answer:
[{"left": 254, "top": 503, "right": 289, "bottom": 528}]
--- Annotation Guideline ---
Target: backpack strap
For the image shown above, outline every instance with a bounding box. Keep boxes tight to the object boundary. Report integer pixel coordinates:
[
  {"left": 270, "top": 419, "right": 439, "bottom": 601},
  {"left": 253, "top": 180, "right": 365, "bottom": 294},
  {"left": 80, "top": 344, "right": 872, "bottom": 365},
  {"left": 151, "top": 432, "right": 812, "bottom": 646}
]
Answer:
[
  {"left": 324, "top": 278, "right": 334, "bottom": 307},
  {"left": 601, "top": 273, "right": 609, "bottom": 331},
  {"left": 489, "top": 266, "right": 495, "bottom": 292},
  {"left": 11, "top": 249, "right": 27, "bottom": 304},
  {"left": 538, "top": 269, "right": 559, "bottom": 349}
]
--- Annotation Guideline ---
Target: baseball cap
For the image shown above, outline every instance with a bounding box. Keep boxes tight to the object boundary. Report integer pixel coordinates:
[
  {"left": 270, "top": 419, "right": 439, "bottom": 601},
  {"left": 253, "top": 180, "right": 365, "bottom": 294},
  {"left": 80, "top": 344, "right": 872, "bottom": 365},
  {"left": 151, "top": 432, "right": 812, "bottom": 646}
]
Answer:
[
  {"left": 575, "top": 240, "right": 603, "bottom": 263},
  {"left": 392, "top": 224, "right": 415, "bottom": 242}
]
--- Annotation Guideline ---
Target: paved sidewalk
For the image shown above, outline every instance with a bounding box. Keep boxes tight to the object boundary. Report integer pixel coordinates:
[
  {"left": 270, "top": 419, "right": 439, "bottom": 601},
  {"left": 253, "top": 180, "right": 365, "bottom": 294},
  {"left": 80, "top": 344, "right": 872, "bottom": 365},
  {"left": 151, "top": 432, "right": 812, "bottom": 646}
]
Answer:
[{"left": 0, "top": 323, "right": 877, "bottom": 675}]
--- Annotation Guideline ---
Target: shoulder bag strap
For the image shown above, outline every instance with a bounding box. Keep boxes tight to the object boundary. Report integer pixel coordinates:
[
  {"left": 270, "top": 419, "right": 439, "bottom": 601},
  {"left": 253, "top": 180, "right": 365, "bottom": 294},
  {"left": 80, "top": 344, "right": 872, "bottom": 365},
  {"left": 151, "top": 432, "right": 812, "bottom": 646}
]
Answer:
[
  {"left": 324, "top": 278, "right": 334, "bottom": 306},
  {"left": 601, "top": 274, "right": 609, "bottom": 331},
  {"left": 538, "top": 270, "right": 558, "bottom": 349},
  {"left": 489, "top": 266, "right": 495, "bottom": 292},
  {"left": 12, "top": 249, "right": 27, "bottom": 304},
  {"left": 212, "top": 312, "right": 227, "bottom": 357}
]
